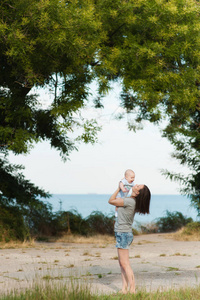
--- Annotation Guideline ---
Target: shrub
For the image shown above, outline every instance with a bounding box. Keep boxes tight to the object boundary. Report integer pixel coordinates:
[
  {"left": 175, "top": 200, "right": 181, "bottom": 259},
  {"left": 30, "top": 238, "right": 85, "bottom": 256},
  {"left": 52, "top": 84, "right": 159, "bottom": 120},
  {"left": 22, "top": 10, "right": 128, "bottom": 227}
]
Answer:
[
  {"left": 25, "top": 201, "right": 56, "bottom": 237},
  {"left": 86, "top": 211, "right": 115, "bottom": 235},
  {"left": 139, "top": 222, "right": 158, "bottom": 234},
  {"left": 181, "top": 222, "right": 200, "bottom": 235},
  {"left": 155, "top": 210, "right": 193, "bottom": 233},
  {"left": 53, "top": 209, "right": 89, "bottom": 236},
  {"left": 52, "top": 210, "right": 115, "bottom": 236},
  {"left": 132, "top": 228, "right": 139, "bottom": 235},
  {"left": 0, "top": 205, "right": 30, "bottom": 241}
]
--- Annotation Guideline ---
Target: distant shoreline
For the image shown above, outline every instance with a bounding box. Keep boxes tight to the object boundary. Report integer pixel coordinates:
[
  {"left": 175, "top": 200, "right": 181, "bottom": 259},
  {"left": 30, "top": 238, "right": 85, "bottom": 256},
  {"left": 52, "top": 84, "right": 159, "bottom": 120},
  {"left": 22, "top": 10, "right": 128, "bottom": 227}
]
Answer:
[
  {"left": 44, "top": 194, "right": 198, "bottom": 223},
  {"left": 50, "top": 193, "right": 182, "bottom": 196}
]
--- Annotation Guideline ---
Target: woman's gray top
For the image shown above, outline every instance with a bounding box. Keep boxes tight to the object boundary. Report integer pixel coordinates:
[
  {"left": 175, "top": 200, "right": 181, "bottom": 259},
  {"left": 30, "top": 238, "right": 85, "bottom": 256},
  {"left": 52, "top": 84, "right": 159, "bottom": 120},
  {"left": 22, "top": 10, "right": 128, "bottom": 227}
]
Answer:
[{"left": 114, "top": 197, "right": 136, "bottom": 232}]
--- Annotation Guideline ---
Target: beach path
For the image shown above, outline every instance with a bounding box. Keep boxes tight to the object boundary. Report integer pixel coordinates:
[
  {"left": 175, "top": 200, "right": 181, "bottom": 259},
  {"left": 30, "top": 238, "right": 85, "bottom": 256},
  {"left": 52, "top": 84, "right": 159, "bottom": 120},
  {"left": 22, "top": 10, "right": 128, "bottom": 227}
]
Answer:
[{"left": 0, "top": 233, "right": 200, "bottom": 295}]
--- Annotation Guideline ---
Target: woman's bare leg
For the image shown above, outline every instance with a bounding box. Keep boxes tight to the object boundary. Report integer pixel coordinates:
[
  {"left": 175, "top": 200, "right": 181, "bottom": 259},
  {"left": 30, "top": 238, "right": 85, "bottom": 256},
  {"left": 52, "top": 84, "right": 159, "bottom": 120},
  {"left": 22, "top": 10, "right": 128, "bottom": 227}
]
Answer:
[
  {"left": 117, "top": 248, "right": 135, "bottom": 294},
  {"left": 118, "top": 263, "right": 128, "bottom": 293}
]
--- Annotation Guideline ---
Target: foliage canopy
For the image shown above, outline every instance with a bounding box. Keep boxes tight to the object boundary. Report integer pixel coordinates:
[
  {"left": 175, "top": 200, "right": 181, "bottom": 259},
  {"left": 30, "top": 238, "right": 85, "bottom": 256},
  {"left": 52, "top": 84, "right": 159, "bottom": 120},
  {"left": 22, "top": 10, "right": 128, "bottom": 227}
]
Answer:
[
  {"left": 0, "top": 0, "right": 200, "bottom": 237},
  {"left": 0, "top": 0, "right": 200, "bottom": 154}
]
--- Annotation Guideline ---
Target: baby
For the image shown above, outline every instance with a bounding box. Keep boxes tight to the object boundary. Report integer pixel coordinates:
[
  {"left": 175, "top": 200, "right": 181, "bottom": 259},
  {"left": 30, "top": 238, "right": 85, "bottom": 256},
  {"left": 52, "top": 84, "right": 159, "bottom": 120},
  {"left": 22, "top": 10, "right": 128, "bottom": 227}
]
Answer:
[{"left": 115, "top": 169, "right": 135, "bottom": 217}]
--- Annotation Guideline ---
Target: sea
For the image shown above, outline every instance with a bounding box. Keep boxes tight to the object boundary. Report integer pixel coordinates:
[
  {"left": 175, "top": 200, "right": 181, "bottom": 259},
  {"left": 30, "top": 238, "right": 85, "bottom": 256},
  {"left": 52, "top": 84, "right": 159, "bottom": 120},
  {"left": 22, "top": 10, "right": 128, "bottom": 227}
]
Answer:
[{"left": 44, "top": 194, "right": 199, "bottom": 225}]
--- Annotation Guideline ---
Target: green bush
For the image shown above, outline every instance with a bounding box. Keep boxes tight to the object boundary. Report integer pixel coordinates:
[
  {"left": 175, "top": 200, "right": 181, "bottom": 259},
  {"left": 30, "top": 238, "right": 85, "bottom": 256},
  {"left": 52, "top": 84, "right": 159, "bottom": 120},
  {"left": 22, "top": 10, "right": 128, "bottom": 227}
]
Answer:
[
  {"left": 26, "top": 201, "right": 55, "bottom": 237},
  {"left": 139, "top": 223, "right": 158, "bottom": 234},
  {"left": 53, "top": 209, "right": 90, "bottom": 236},
  {"left": 181, "top": 222, "right": 200, "bottom": 235},
  {"left": 0, "top": 205, "right": 116, "bottom": 241},
  {"left": 0, "top": 205, "right": 30, "bottom": 241},
  {"left": 53, "top": 210, "right": 115, "bottom": 236},
  {"left": 155, "top": 210, "right": 193, "bottom": 233},
  {"left": 86, "top": 211, "right": 115, "bottom": 235},
  {"left": 132, "top": 228, "right": 139, "bottom": 235}
]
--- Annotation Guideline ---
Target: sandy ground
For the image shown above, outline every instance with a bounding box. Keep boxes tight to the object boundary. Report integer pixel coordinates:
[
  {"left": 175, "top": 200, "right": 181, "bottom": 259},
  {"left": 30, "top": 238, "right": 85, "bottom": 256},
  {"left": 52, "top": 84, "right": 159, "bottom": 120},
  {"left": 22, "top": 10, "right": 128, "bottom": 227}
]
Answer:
[{"left": 0, "top": 233, "right": 200, "bottom": 295}]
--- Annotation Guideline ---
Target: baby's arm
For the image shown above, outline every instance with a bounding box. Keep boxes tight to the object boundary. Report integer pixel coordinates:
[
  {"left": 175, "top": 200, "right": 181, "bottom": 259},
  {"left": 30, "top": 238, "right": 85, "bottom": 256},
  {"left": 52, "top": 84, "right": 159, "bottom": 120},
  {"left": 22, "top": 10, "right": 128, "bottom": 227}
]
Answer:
[
  {"left": 119, "top": 181, "right": 128, "bottom": 193},
  {"left": 115, "top": 181, "right": 126, "bottom": 212}
]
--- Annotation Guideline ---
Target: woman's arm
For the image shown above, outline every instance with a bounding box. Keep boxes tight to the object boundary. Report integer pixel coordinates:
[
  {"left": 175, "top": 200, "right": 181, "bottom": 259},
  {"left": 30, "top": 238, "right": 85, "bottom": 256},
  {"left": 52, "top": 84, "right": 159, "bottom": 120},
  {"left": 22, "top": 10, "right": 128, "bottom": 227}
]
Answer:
[{"left": 108, "top": 188, "right": 124, "bottom": 207}]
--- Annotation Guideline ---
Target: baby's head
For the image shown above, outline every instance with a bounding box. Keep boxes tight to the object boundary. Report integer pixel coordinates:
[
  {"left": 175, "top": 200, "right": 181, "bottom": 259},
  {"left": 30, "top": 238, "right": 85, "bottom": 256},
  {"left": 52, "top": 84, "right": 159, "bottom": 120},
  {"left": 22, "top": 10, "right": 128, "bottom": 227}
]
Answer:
[{"left": 125, "top": 169, "right": 135, "bottom": 183}]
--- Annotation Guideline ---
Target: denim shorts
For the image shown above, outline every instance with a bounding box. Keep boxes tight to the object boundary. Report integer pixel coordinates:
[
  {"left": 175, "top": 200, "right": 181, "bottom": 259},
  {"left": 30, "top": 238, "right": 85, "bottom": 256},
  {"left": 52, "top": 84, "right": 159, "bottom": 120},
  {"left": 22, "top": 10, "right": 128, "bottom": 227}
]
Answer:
[{"left": 115, "top": 232, "right": 133, "bottom": 249}]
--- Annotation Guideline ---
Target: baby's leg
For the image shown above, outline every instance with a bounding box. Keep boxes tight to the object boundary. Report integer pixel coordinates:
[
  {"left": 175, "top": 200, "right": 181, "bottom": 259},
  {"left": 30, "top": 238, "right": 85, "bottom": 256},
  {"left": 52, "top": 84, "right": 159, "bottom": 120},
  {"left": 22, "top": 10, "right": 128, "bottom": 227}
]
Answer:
[{"left": 115, "top": 206, "right": 118, "bottom": 217}]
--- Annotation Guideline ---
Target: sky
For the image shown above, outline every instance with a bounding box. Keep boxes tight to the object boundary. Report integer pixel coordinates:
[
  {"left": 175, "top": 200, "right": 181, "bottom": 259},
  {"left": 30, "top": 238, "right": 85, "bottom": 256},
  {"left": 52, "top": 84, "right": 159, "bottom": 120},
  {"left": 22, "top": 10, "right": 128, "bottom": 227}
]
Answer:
[{"left": 8, "top": 83, "right": 189, "bottom": 195}]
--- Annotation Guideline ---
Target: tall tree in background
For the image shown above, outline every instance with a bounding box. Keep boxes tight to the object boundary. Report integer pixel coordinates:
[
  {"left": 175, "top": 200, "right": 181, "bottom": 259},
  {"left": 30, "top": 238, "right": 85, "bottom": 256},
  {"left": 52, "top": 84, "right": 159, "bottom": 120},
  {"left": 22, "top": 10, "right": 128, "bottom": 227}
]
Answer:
[
  {"left": 161, "top": 109, "right": 200, "bottom": 216},
  {"left": 0, "top": 0, "right": 102, "bottom": 237},
  {"left": 94, "top": 0, "right": 200, "bottom": 214},
  {"left": 0, "top": 0, "right": 102, "bottom": 157},
  {"left": 0, "top": 0, "right": 200, "bottom": 224},
  {"left": 97, "top": 0, "right": 200, "bottom": 215}
]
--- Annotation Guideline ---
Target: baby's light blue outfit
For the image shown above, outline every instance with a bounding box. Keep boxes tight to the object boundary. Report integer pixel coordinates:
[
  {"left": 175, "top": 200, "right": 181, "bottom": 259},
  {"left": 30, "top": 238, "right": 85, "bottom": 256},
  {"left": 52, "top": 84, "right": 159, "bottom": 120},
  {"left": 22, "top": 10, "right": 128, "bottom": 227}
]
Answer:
[{"left": 117, "top": 178, "right": 135, "bottom": 198}]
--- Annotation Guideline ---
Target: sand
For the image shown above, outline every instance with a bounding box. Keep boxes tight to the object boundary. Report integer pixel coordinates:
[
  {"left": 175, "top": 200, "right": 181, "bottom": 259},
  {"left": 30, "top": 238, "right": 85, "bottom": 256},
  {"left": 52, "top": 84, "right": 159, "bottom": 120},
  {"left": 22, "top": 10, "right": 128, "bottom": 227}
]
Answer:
[{"left": 0, "top": 233, "right": 200, "bottom": 295}]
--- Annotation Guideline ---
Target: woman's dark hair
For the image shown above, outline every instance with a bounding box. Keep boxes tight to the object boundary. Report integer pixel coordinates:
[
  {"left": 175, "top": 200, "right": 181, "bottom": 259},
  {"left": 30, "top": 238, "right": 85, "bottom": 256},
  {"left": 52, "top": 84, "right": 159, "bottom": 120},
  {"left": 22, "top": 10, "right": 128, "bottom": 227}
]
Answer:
[{"left": 135, "top": 185, "right": 151, "bottom": 214}]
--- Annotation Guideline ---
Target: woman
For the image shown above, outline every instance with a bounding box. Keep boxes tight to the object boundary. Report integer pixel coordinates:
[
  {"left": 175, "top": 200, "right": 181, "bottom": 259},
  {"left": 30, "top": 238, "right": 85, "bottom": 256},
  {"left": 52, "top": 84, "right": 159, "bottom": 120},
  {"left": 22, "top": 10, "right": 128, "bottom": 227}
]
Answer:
[{"left": 108, "top": 184, "right": 151, "bottom": 294}]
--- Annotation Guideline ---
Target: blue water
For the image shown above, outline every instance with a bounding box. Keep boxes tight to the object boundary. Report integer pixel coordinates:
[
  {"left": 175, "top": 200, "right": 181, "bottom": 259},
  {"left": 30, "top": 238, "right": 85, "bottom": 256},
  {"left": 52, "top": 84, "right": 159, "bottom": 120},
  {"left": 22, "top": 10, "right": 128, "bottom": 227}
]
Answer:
[{"left": 44, "top": 194, "right": 199, "bottom": 225}]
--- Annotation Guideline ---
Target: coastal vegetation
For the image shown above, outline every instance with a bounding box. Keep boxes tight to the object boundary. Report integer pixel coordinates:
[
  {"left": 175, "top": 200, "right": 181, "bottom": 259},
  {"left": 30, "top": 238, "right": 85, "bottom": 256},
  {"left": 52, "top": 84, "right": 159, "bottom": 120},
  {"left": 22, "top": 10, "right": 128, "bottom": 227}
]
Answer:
[
  {"left": 1, "top": 204, "right": 199, "bottom": 243},
  {"left": 0, "top": 0, "right": 200, "bottom": 239},
  {"left": 171, "top": 221, "right": 200, "bottom": 241},
  {"left": 0, "top": 208, "right": 115, "bottom": 242},
  {"left": 154, "top": 210, "right": 193, "bottom": 233}
]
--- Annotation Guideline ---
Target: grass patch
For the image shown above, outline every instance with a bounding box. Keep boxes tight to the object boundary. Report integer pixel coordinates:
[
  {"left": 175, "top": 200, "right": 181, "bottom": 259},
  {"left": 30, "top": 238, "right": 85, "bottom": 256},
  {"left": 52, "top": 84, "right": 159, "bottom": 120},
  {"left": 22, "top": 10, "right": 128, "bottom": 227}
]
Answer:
[
  {"left": 66, "top": 264, "right": 74, "bottom": 268},
  {"left": 0, "top": 239, "right": 35, "bottom": 249},
  {"left": 172, "top": 252, "right": 181, "bottom": 256},
  {"left": 42, "top": 275, "right": 64, "bottom": 280},
  {"left": 0, "top": 281, "right": 200, "bottom": 300},
  {"left": 168, "top": 222, "right": 200, "bottom": 241},
  {"left": 171, "top": 252, "right": 187, "bottom": 256},
  {"left": 56, "top": 234, "right": 115, "bottom": 245},
  {"left": 0, "top": 234, "right": 115, "bottom": 248},
  {"left": 136, "top": 240, "right": 156, "bottom": 245},
  {"left": 166, "top": 267, "right": 180, "bottom": 272},
  {"left": 82, "top": 251, "right": 91, "bottom": 256}
]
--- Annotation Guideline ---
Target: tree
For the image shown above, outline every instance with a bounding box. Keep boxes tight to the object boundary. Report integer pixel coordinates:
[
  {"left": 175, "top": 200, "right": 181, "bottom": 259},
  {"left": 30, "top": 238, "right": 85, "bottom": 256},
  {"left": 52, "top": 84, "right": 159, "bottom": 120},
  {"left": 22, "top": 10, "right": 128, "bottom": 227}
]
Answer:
[
  {"left": 0, "top": 154, "right": 53, "bottom": 239},
  {"left": 101, "top": 1, "right": 200, "bottom": 216},
  {"left": 94, "top": 0, "right": 200, "bottom": 215},
  {"left": 0, "top": 0, "right": 102, "bottom": 157},
  {"left": 97, "top": 0, "right": 200, "bottom": 215},
  {"left": 0, "top": 0, "right": 102, "bottom": 238},
  {"left": 1, "top": 0, "right": 199, "bottom": 155},
  {"left": 0, "top": 0, "right": 200, "bottom": 227},
  {"left": 161, "top": 108, "right": 200, "bottom": 216}
]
